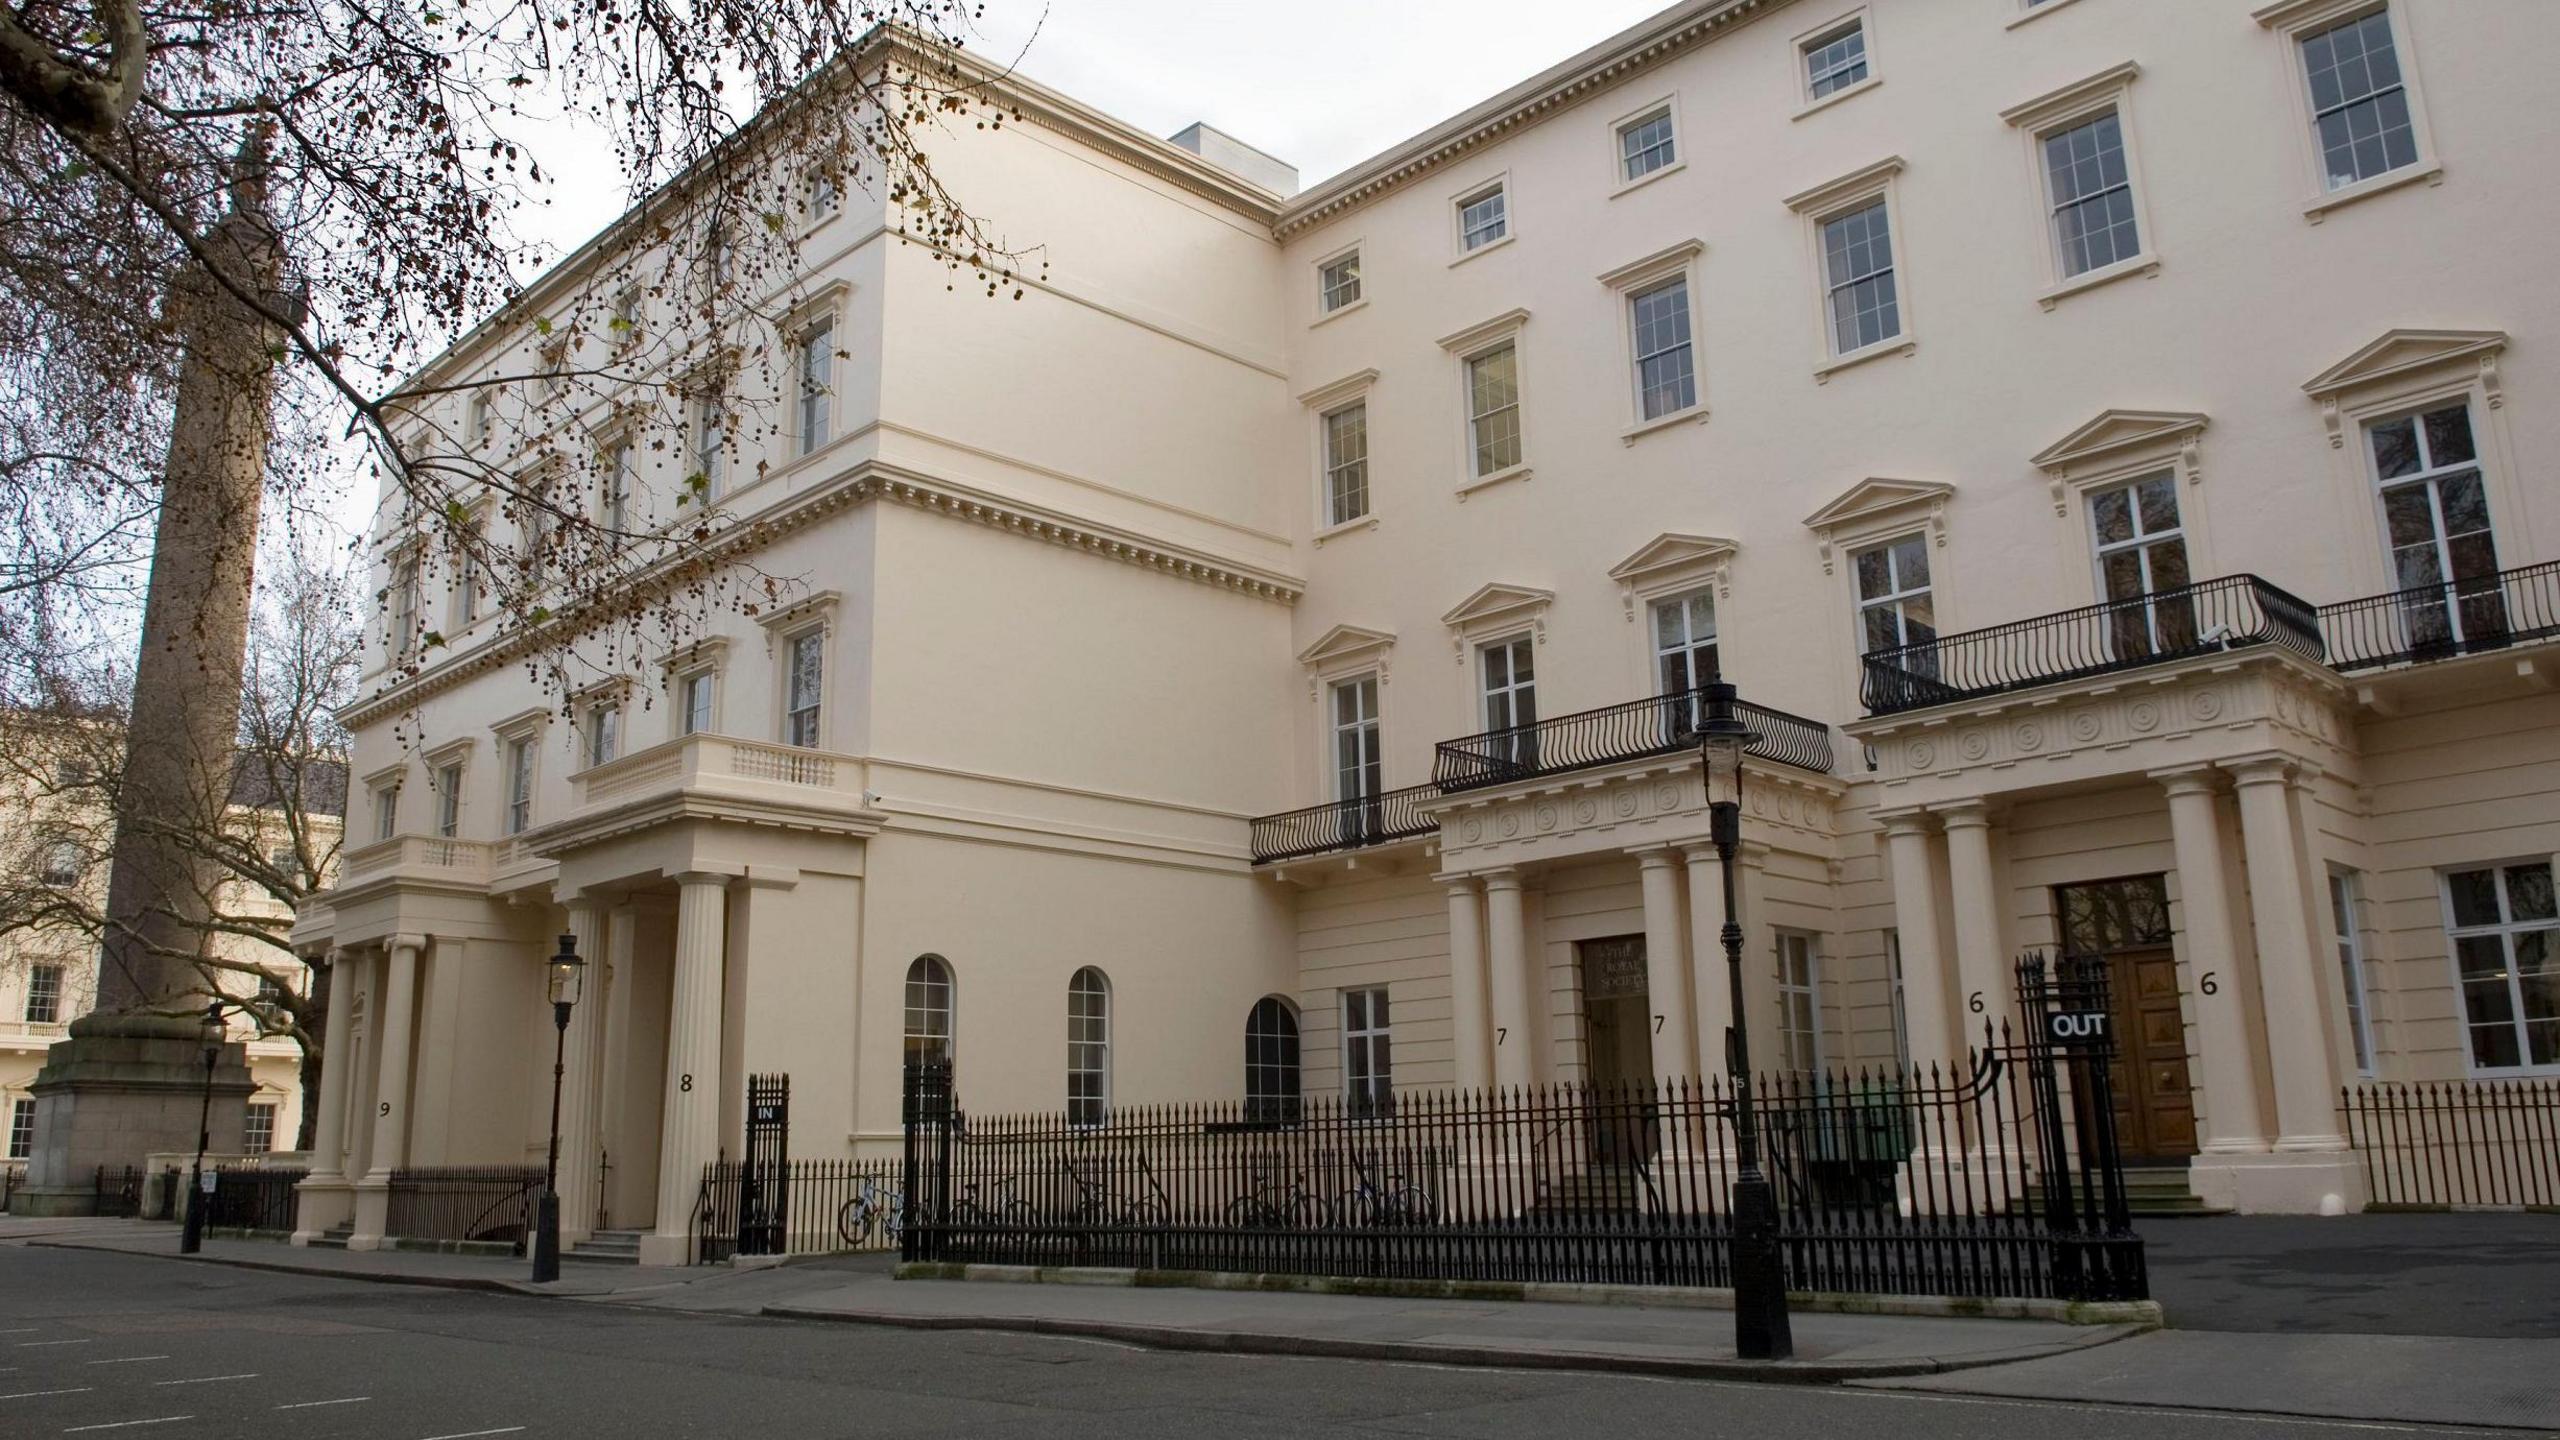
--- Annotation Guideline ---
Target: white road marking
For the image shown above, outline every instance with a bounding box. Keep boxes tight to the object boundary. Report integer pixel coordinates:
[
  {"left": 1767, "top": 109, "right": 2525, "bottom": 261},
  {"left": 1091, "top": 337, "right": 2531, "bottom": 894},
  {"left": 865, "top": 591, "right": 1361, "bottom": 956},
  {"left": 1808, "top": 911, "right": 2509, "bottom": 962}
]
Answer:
[
  {"left": 273, "top": 1396, "right": 369, "bottom": 1410},
  {"left": 154, "top": 1373, "right": 257, "bottom": 1387},
  {"left": 16, "top": 1340, "right": 92, "bottom": 1348},
  {"left": 82, "top": 1358, "right": 169, "bottom": 1366},
  {"left": 2, "top": 1388, "right": 94, "bottom": 1401},
  {"left": 416, "top": 1429, "right": 527, "bottom": 1440},
  {"left": 1824, "top": 1386, "right": 2510, "bottom": 1434},
  {"left": 0, "top": 1328, "right": 40, "bottom": 1335},
  {"left": 62, "top": 1418, "right": 194, "bottom": 1433}
]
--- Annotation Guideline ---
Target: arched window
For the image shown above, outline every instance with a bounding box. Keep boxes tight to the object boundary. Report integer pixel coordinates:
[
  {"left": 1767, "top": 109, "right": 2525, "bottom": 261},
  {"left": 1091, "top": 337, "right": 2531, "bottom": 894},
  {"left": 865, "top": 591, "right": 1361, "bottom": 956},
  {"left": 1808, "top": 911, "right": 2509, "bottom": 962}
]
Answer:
[
  {"left": 1066, "top": 967, "right": 1111, "bottom": 1126},
  {"left": 1244, "top": 997, "right": 1301, "bottom": 1123},
  {"left": 904, "top": 955, "right": 954, "bottom": 1073}
]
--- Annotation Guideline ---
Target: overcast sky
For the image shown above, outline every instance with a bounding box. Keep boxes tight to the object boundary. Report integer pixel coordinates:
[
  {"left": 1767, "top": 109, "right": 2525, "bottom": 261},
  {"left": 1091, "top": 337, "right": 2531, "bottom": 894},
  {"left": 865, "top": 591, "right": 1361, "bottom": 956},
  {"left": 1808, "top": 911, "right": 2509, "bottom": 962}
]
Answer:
[{"left": 961, "top": 0, "right": 1676, "bottom": 194}]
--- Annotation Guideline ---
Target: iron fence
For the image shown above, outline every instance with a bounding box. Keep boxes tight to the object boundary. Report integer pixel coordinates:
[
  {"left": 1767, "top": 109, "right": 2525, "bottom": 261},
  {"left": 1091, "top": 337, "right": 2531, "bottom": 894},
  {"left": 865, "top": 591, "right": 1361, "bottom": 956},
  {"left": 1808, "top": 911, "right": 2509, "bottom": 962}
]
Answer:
[
  {"left": 695, "top": 1156, "right": 908, "bottom": 1263},
  {"left": 901, "top": 959, "right": 2142, "bottom": 1303},
  {"left": 1860, "top": 574, "right": 2323, "bottom": 716},
  {"left": 92, "top": 1165, "right": 144, "bottom": 1218},
  {"left": 1251, "top": 783, "right": 1440, "bottom": 865},
  {"left": 2319, "top": 560, "right": 2560, "bottom": 674},
  {"left": 2344, "top": 1079, "right": 2560, "bottom": 1210},
  {"left": 1434, "top": 687, "right": 1834, "bottom": 792},
  {"left": 0, "top": 1161, "right": 24, "bottom": 1212},
  {"left": 207, "top": 1164, "right": 307, "bottom": 1232},
  {"left": 384, "top": 1166, "right": 544, "bottom": 1250}
]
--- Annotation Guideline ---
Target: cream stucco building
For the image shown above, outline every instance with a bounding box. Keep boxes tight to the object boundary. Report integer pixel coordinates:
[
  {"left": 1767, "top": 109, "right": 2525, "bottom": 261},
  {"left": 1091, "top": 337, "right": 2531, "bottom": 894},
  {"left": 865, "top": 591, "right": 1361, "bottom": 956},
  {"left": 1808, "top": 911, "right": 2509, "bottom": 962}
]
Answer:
[{"left": 298, "top": 0, "right": 2560, "bottom": 1261}]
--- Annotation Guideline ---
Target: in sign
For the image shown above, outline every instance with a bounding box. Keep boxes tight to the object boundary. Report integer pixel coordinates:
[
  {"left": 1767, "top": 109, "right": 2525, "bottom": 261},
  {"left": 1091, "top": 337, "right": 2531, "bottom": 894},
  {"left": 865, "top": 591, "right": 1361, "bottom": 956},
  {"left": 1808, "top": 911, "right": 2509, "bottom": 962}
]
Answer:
[{"left": 2046, "top": 1010, "right": 2110, "bottom": 1045}]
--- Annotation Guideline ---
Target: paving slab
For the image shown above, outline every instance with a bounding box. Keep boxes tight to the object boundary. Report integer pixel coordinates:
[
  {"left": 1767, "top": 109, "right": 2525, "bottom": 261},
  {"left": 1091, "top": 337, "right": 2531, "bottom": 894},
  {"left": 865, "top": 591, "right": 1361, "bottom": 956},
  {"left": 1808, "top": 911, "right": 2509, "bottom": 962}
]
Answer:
[{"left": 1858, "top": 1327, "right": 2560, "bottom": 1432}]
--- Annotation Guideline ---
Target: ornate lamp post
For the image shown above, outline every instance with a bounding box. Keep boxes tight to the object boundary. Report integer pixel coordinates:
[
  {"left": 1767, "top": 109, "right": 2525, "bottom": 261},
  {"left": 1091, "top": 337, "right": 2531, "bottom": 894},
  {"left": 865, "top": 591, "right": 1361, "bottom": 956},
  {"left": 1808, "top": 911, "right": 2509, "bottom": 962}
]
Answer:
[
  {"left": 531, "top": 931, "right": 584, "bottom": 1284},
  {"left": 179, "top": 999, "right": 224, "bottom": 1255},
  {"left": 1696, "top": 681, "right": 1793, "bottom": 1361}
]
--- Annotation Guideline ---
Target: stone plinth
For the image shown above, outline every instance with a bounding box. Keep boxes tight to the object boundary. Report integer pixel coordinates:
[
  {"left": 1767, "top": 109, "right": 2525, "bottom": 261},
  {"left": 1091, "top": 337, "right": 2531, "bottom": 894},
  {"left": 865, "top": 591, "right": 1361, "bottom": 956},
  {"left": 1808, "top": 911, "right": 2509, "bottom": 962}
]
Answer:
[{"left": 12, "top": 1014, "right": 255, "bottom": 1217}]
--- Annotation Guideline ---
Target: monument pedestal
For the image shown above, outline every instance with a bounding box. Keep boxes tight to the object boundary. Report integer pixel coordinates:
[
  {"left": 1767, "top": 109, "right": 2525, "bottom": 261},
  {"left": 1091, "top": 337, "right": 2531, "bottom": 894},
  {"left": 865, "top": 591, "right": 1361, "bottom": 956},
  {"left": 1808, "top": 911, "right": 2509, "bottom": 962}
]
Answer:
[{"left": 13, "top": 1014, "right": 254, "bottom": 1217}]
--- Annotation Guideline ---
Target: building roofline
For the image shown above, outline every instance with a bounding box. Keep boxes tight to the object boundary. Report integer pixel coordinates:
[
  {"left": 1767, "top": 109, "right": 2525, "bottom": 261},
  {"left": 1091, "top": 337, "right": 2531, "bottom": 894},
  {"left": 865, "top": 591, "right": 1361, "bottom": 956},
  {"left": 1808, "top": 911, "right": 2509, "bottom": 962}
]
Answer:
[{"left": 1274, "top": 0, "right": 1785, "bottom": 241}]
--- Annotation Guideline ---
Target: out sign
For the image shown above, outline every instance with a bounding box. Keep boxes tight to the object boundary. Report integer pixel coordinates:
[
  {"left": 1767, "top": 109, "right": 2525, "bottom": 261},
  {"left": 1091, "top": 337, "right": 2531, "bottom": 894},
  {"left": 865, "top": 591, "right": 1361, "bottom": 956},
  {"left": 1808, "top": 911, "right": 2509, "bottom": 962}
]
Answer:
[{"left": 2046, "top": 1009, "right": 2110, "bottom": 1046}]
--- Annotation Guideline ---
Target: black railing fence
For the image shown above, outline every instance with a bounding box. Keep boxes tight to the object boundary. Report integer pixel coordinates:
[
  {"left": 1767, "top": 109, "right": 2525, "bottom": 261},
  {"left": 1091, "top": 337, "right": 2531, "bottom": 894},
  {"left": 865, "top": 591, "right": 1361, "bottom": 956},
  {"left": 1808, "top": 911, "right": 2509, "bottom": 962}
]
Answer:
[
  {"left": 696, "top": 1156, "right": 907, "bottom": 1263},
  {"left": 1434, "top": 687, "right": 1834, "bottom": 792},
  {"left": 1251, "top": 783, "right": 1439, "bottom": 865},
  {"left": 2319, "top": 560, "right": 2560, "bottom": 674},
  {"left": 1861, "top": 574, "right": 2323, "bottom": 716},
  {"left": 92, "top": 1165, "right": 145, "bottom": 1218},
  {"left": 384, "top": 1166, "right": 544, "bottom": 1251},
  {"left": 208, "top": 1164, "right": 307, "bottom": 1232},
  {"left": 2345, "top": 1079, "right": 2560, "bottom": 1210},
  {"left": 900, "top": 959, "right": 2142, "bottom": 1304}
]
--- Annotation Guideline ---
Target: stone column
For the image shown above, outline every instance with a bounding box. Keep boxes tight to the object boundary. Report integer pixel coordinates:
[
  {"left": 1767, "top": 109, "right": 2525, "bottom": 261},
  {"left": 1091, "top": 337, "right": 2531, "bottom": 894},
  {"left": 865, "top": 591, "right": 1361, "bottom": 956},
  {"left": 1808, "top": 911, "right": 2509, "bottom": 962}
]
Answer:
[
  {"left": 348, "top": 934, "right": 423, "bottom": 1251},
  {"left": 2230, "top": 761, "right": 2346, "bottom": 1150},
  {"left": 1636, "top": 849, "right": 1697, "bottom": 1082},
  {"left": 1443, "top": 877, "right": 1492, "bottom": 1090},
  {"left": 1482, "top": 870, "right": 1534, "bottom": 1088},
  {"left": 2156, "top": 766, "right": 2269, "bottom": 1155},
  {"left": 1881, "top": 813, "right": 1956, "bottom": 1073},
  {"left": 1938, "top": 803, "right": 2010, "bottom": 1039},
  {"left": 553, "top": 900, "right": 608, "bottom": 1248},
  {"left": 597, "top": 904, "right": 638, "bottom": 1227},
  {"left": 643, "top": 875, "right": 728, "bottom": 1266},
  {"left": 1683, "top": 843, "right": 1733, "bottom": 1079},
  {"left": 290, "top": 948, "right": 360, "bottom": 1244}
]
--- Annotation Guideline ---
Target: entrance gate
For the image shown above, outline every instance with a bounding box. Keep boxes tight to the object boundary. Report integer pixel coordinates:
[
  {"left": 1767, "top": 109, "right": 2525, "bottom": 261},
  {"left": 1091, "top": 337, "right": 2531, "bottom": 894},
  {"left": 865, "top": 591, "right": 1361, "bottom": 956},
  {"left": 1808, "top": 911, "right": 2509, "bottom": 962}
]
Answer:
[{"left": 736, "top": 1073, "right": 789, "bottom": 1258}]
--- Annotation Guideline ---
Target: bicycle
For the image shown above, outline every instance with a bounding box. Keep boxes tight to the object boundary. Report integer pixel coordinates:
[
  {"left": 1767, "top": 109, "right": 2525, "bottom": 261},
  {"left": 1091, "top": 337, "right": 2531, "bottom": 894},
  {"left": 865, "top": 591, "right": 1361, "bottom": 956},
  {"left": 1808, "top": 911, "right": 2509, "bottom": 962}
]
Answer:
[
  {"left": 836, "top": 1177, "right": 906, "bottom": 1249},
  {"left": 1062, "top": 1155, "right": 1171, "bottom": 1227},
  {"left": 1336, "top": 1153, "right": 1438, "bottom": 1228},
  {"left": 1224, "top": 1172, "right": 1323, "bottom": 1230}
]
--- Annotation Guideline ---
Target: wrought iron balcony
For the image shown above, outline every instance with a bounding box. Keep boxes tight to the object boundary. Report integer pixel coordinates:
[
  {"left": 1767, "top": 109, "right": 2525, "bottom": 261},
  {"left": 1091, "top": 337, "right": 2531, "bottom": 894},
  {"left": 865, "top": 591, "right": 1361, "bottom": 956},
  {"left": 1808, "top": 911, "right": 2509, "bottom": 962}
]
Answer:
[
  {"left": 1433, "top": 685, "right": 1834, "bottom": 792},
  {"left": 1860, "top": 573, "right": 2323, "bottom": 717},
  {"left": 1250, "top": 783, "right": 1439, "bottom": 865},
  {"left": 2319, "top": 559, "right": 2560, "bottom": 674}
]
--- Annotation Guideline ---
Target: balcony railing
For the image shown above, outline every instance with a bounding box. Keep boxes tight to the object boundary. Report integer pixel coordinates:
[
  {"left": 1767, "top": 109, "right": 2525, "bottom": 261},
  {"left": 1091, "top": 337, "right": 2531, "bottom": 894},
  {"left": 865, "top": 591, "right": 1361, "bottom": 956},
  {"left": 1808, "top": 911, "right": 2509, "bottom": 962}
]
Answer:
[
  {"left": 1251, "top": 783, "right": 1439, "bottom": 865},
  {"left": 337, "top": 834, "right": 492, "bottom": 885},
  {"left": 1860, "top": 573, "right": 2323, "bottom": 717},
  {"left": 2319, "top": 560, "right": 2560, "bottom": 674},
  {"left": 572, "top": 731, "right": 867, "bottom": 811},
  {"left": 1433, "top": 686, "right": 1834, "bottom": 793}
]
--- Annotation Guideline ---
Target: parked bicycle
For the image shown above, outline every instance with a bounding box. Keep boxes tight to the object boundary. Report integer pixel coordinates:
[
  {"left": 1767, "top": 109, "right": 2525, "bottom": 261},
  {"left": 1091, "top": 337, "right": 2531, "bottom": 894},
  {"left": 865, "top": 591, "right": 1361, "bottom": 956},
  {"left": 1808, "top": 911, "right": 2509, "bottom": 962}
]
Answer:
[
  {"left": 1224, "top": 1171, "right": 1324, "bottom": 1230},
  {"left": 1061, "top": 1155, "right": 1170, "bottom": 1226},
  {"left": 1335, "top": 1152, "right": 1437, "bottom": 1228},
  {"left": 836, "top": 1177, "right": 907, "bottom": 1248}
]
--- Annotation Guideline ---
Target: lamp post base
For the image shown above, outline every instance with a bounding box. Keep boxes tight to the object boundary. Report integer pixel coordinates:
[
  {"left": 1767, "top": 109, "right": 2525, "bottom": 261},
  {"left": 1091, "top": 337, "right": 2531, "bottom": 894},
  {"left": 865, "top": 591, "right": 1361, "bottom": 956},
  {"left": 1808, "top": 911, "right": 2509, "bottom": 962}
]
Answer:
[
  {"left": 1729, "top": 1174, "right": 1794, "bottom": 1360},
  {"left": 179, "top": 1179, "right": 206, "bottom": 1254},
  {"left": 531, "top": 1190, "right": 562, "bottom": 1284}
]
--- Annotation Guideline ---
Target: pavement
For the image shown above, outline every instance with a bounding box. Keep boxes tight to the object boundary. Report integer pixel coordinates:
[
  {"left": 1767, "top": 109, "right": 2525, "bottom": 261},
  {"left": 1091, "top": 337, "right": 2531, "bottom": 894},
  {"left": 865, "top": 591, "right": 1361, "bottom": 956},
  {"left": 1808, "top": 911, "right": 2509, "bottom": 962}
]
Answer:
[
  {"left": 10, "top": 1211, "right": 2559, "bottom": 1433},
  {"left": 0, "top": 1240, "right": 2537, "bottom": 1440}
]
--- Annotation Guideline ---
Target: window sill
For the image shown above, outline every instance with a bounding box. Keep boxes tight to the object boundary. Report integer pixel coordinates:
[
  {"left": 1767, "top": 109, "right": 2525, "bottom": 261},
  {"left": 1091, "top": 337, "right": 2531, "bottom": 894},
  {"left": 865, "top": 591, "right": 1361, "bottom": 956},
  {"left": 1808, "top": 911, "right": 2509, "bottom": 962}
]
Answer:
[
  {"left": 1449, "top": 233, "right": 1517, "bottom": 269},
  {"left": 1313, "top": 514, "right": 1378, "bottom": 547},
  {"left": 2037, "top": 253, "right": 2161, "bottom": 310},
  {"left": 1455, "top": 465, "right": 1532, "bottom": 500},
  {"left": 1610, "top": 159, "right": 1688, "bottom": 200},
  {"left": 2005, "top": 0, "right": 2088, "bottom": 29},
  {"left": 2303, "top": 162, "right": 2444, "bottom": 223},
  {"left": 1793, "top": 74, "right": 1881, "bottom": 123},
  {"left": 1621, "top": 405, "right": 1709, "bottom": 445},
  {"left": 1311, "top": 297, "right": 1370, "bottom": 329},
  {"left": 1813, "top": 337, "right": 1916, "bottom": 383}
]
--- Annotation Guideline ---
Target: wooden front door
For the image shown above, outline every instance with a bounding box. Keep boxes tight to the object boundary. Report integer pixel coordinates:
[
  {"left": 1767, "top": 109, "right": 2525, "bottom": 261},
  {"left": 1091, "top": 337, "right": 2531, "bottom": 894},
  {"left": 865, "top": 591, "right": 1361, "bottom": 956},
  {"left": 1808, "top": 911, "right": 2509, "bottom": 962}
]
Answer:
[
  {"left": 1578, "top": 937, "right": 1657, "bottom": 1165},
  {"left": 2058, "top": 877, "right": 2198, "bottom": 1165},
  {"left": 2102, "top": 946, "right": 2199, "bottom": 1162}
]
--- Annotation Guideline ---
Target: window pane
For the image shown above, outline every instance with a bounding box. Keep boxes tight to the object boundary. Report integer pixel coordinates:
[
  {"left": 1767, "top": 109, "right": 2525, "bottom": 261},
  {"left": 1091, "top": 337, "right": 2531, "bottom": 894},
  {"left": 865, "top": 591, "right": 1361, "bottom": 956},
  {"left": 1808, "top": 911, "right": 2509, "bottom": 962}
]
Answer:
[
  {"left": 2368, "top": 417, "right": 2420, "bottom": 479},
  {"left": 2448, "top": 869, "right": 2503, "bottom": 927},
  {"left": 2507, "top": 864, "right": 2557, "bottom": 922},
  {"left": 1891, "top": 535, "right": 1928, "bottom": 588},
  {"left": 2421, "top": 404, "right": 2475, "bottom": 466},
  {"left": 2146, "top": 537, "right": 2191, "bottom": 593},
  {"left": 2091, "top": 487, "right": 2134, "bottom": 546},
  {"left": 1854, "top": 545, "right": 1891, "bottom": 601}
]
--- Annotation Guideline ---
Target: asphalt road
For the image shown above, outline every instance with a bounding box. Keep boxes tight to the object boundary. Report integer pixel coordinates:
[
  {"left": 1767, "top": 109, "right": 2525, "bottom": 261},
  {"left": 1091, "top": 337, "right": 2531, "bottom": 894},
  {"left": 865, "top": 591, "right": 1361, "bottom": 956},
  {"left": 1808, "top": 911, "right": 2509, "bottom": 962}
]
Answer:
[
  {"left": 0, "top": 1245, "right": 2538, "bottom": 1440},
  {"left": 2139, "top": 1212, "right": 2560, "bottom": 1337}
]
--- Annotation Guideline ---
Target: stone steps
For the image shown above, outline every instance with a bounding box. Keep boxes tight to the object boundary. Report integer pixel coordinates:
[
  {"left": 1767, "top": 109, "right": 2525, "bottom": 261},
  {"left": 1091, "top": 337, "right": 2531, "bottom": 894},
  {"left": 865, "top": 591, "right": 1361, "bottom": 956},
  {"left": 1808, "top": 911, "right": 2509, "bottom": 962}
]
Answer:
[{"left": 565, "top": 1228, "right": 644, "bottom": 1265}]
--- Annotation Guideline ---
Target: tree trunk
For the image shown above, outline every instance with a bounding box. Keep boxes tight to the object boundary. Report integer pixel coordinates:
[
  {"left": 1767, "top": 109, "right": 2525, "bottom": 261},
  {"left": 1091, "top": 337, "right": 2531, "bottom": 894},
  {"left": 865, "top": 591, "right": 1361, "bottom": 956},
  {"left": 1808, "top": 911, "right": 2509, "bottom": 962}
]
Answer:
[
  {"left": 294, "top": 959, "right": 328, "bottom": 1151},
  {"left": 91, "top": 148, "right": 285, "bottom": 1019}
]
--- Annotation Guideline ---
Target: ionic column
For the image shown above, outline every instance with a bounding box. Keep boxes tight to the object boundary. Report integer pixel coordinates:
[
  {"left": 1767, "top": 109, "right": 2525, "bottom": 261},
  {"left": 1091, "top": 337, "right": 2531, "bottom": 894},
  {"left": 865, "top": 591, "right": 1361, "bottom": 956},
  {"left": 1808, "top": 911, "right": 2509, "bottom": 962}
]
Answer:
[
  {"left": 303, "top": 949, "right": 357, "bottom": 1183},
  {"left": 2156, "top": 766, "right": 2269, "bottom": 1154},
  {"left": 553, "top": 900, "right": 608, "bottom": 1246},
  {"left": 1482, "top": 870, "right": 1534, "bottom": 1088},
  {"left": 1938, "top": 802, "right": 2010, "bottom": 1039},
  {"left": 1443, "top": 877, "right": 1493, "bottom": 1090},
  {"left": 348, "top": 934, "right": 422, "bottom": 1251},
  {"left": 1636, "top": 849, "right": 1698, "bottom": 1082},
  {"left": 646, "top": 874, "right": 729, "bottom": 1264},
  {"left": 1683, "top": 843, "right": 1733, "bottom": 1078},
  {"left": 1881, "top": 813, "right": 1956, "bottom": 1072},
  {"left": 2229, "top": 760, "right": 2347, "bottom": 1151}
]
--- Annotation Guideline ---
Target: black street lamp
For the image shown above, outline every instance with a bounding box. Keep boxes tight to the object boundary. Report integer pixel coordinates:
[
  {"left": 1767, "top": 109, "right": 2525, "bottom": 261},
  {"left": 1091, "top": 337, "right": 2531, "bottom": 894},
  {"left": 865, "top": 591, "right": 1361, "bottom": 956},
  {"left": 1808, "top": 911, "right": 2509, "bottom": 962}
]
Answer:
[
  {"left": 531, "top": 931, "right": 584, "bottom": 1283},
  {"left": 179, "top": 999, "right": 224, "bottom": 1255},
  {"left": 1696, "top": 681, "right": 1794, "bottom": 1361}
]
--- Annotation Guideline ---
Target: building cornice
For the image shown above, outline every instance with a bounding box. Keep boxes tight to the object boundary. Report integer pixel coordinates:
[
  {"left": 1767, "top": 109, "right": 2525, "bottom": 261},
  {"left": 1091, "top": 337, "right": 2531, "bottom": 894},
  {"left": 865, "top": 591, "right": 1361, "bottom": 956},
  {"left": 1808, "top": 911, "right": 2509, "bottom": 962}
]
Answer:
[
  {"left": 1274, "top": 0, "right": 1785, "bottom": 240},
  {"left": 340, "top": 462, "right": 1304, "bottom": 728}
]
